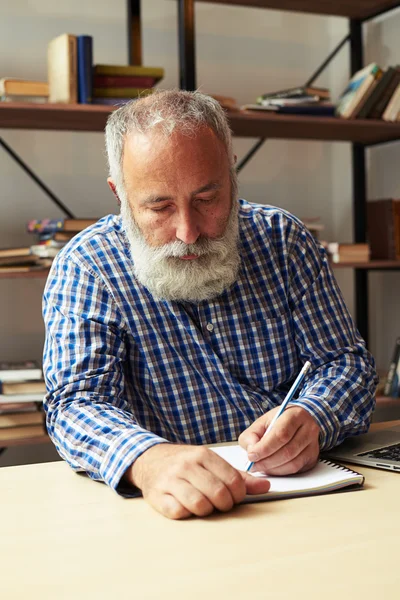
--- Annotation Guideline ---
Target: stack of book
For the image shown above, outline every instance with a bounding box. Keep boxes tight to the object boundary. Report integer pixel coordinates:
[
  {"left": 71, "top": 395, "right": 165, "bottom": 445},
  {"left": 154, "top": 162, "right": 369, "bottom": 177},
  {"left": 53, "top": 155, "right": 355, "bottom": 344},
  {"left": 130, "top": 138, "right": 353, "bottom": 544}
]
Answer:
[
  {"left": 47, "top": 33, "right": 164, "bottom": 105},
  {"left": 0, "top": 361, "right": 46, "bottom": 443},
  {"left": 92, "top": 64, "right": 165, "bottom": 106},
  {"left": 0, "top": 217, "right": 97, "bottom": 274},
  {"left": 242, "top": 85, "right": 334, "bottom": 116},
  {"left": 367, "top": 199, "right": 400, "bottom": 260},
  {"left": 336, "top": 63, "right": 400, "bottom": 121},
  {"left": 0, "top": 78, "right": 49, "bottom": 103},
  {"left": 326, "top": 243, "right": 370, "bottom": 264}
]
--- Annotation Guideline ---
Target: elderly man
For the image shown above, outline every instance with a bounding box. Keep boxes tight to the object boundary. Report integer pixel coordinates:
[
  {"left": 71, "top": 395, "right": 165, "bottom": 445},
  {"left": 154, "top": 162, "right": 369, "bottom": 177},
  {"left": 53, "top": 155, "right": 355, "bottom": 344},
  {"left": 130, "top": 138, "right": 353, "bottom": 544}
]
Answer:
[{"left": 43, "top": 90, "right": 377, "bottom": 519}]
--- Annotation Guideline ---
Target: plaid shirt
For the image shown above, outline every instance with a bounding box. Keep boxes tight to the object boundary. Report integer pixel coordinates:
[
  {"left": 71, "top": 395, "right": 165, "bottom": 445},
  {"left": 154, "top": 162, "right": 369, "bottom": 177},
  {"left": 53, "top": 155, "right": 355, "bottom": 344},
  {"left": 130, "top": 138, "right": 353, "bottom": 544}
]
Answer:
[{"left": 42, "top": 200, "right": 377, "bottom": 493}]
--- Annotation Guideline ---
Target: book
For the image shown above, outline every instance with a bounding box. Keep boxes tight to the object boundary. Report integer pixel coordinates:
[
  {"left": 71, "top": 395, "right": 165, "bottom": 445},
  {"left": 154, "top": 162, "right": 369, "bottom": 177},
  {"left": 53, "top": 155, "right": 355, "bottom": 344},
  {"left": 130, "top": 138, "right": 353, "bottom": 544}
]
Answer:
[
  {"left": 0, "top": 411, "right": 44, "bottom": 429},
  {"left": 93, "top": 75, "right": 158, "bottom": 88},
  {"left": 357, "top": 67, "right": 397, "bottom": 118},
  {"left": 384, "top": 337, "right": 400, "bottom": 396},
  {"left": 257, "top": 85, "right": 330, "bottom": 102},
  {"left": 367, "top": 199, "right": 400, "bottom": 260},
  {"left": 27, "top": 217, "right": 97, "bottom": 234},
  {"left": 242, "top": 104, "right": 336, "bottom": 117},
  {"left": 0, "top": 424, "right": 46, "bottom": 442},
  {"left": 93, "top": 87, "right": 153, "bottom": 99},
  {"left": 0, "top": 402, "right": 40, "bottom": 414},
  {"left": 94, "top": 64, "right": 164, "bottom": 81},
  {"left": 369, "top": 68, "right": 400, "bottom": 119},
  {"left": 327, "top": 243, "right": 370, "bottom": 263},
  {"left": 77, "top": 35, "right": 93, "bottom": 104},
  {"left": 0, "top": 361, "right": 42, "bottom": 383},
  {"left": 382, "top": 82, "right": 400, "bottom": 121},
  {"left": 0, "top": 247, "right": 31, "bottom": 259},
  {"left": 0, "top": 78, "right": 49, "bottom": 97},
  {"left": 0, "top": 393, "right": 45, "bottom": 403},
  {"left": 0, "top": 380, "right": 46, "bottom": 395},
  {"left": 260, "top": 95, "right": 322, "bottom": 107},
  {"left": 211, "top": 445, "right": 364, "bottom": 502},
  {"left": 92, "top": 97, "right": 136, "bottom": 106},
  {"left": 336, "top": 63, "right": 382, "bottom": 119},
  {"left": 47, "top": 33, "right": 78, "bottom": 103},
  {"left": 0, "top": 254, "right": 44, "bottom": 267}
]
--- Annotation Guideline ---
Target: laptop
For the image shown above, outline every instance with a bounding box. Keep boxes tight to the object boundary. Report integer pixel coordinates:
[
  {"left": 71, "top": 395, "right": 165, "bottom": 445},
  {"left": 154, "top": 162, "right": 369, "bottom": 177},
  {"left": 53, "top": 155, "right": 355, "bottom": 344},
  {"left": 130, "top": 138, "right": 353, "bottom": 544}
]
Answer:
[{"left": 325, "top": 423, "right": 400, "bottom": 472}]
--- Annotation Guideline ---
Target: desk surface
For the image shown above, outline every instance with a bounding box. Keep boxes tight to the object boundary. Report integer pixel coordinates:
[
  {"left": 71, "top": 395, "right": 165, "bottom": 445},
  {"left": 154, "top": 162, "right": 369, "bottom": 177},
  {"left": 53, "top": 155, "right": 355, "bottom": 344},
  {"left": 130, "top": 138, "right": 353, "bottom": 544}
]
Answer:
[{"left": 2, "top": 423, "right": 400, "bottom": 600}]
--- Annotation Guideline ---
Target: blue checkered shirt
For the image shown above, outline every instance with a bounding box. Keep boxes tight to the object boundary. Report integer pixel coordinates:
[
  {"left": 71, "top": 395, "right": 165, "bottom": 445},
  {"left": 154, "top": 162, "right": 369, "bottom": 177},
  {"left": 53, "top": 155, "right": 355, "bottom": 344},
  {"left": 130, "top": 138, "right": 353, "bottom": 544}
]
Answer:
[{"left": 42, "top": 199, "right": 377, "bottom": 493}]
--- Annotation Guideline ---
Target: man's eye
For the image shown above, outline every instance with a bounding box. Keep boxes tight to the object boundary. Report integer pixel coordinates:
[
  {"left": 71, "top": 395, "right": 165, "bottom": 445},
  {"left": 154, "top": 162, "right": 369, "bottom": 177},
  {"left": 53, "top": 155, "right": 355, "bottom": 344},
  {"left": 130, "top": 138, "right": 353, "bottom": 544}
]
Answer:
[
  {"left": 151, "top": 205, "right": 170, "bottom": 213},
  {"left": 196, "top": 196, "right": 215, "bottom": 205}
]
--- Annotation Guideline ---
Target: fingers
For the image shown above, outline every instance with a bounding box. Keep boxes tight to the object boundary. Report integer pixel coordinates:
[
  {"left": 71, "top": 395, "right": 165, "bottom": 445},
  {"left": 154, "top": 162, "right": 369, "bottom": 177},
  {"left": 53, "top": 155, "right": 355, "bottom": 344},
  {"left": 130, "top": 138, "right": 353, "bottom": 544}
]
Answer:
[
  {"left": 247, "top": 409, "right": 302, "bottom": 463},
  {"left": 251, "top": 422, "right": 311, "bottom": 472},
  {"left": 201, "top": 451, "right": 247, "bottom": 505},
  {"left": 238, "top": 411, "right": 274, "bottom": 450},
  {"left": 240, "top": 471, "right": 271, "bottom": 495},
  {"left": 151, "top": 492, "right": 192, "bottom": 520},
  {"left": 255, "top": 442, "right": 319, "bottom": 476}
]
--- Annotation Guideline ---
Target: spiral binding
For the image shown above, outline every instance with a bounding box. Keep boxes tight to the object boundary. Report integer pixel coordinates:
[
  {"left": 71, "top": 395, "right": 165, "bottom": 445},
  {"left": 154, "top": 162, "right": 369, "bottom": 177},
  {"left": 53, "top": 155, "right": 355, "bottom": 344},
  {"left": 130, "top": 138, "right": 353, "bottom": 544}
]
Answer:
[{"left": 320, "top": 458, "right": 361, "bottom": 477}]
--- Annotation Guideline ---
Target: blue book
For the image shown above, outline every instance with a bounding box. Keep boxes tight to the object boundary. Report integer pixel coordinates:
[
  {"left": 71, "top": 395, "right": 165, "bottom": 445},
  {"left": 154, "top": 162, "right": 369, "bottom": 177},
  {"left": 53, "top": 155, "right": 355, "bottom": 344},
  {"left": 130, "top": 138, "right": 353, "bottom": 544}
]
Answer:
[{"left": 77, "top": 35, "right": 93, "bottom": 104}]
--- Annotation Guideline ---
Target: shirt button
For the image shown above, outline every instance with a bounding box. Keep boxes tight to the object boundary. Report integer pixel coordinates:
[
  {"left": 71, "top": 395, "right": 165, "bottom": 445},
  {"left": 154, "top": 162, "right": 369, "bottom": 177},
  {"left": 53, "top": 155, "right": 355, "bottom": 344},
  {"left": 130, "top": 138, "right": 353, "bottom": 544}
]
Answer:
[{"left": 206, "top": 323, "right": 214, "bottom": 332}]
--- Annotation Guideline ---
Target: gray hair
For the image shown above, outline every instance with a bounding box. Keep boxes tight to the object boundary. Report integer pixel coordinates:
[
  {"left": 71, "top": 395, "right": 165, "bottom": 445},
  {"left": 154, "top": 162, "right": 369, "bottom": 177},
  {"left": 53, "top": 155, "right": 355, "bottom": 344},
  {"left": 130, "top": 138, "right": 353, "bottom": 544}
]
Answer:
[{"left": 105, "top": 89, "right": 236, "bottom": 200}]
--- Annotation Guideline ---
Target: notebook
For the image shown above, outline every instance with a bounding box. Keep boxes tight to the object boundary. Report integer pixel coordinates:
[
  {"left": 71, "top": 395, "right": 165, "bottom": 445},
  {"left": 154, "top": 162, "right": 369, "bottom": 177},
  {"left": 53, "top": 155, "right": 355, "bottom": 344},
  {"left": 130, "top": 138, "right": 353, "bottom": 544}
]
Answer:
[{"left": 211, "top": 445, "right": 364, "bottom": 503}]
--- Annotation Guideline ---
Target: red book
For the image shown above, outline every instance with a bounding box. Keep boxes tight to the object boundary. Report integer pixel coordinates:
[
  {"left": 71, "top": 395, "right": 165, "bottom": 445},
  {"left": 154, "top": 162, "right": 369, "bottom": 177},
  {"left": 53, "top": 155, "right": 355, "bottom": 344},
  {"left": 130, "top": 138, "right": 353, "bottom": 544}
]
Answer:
[{"left": 93, "top": 75, "right": 157, "bottom": 88}]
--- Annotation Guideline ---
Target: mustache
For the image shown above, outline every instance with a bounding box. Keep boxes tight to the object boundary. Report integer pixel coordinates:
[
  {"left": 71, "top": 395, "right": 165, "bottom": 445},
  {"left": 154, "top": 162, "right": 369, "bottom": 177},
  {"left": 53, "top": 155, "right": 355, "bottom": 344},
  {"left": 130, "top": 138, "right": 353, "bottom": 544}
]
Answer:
[{"left": 149, "top": 236, "right": 228, "bottom": 260}]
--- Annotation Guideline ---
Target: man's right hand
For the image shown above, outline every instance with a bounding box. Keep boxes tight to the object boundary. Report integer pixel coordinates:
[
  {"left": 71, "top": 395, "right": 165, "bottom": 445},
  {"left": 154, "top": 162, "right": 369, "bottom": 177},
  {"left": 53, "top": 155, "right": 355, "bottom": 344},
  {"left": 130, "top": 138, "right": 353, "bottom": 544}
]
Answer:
[{"left": 124, "top": 443, "right": 271, "bottom": 520}]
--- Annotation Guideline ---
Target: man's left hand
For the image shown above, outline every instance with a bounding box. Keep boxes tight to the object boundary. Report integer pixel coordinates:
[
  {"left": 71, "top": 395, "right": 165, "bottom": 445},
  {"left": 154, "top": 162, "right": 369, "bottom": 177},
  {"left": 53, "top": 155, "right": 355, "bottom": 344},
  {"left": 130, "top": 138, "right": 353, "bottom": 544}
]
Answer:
[{"left": 238, "top": 406, "right": 320, "bottom": 476}]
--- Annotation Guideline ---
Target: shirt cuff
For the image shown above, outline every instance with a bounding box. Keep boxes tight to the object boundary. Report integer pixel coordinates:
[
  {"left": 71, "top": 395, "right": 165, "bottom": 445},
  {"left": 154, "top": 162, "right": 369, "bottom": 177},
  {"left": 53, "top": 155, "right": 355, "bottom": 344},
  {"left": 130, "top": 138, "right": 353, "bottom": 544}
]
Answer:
[
  {"left": 288, "top": 395, "right": 341, "bottom": 450},
  {"left": 99, "top": 427, "right": 169, "bottom": 495}
]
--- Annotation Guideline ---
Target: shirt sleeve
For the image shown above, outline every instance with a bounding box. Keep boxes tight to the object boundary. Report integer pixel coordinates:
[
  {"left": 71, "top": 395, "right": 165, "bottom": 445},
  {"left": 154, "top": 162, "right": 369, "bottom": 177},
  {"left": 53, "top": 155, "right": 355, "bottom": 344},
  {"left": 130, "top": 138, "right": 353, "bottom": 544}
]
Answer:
[
  {"left": 42, "top": 254, "right": 168, "bottom": 494},
  {"left": 283, "top": 218, "right": 378, "bottom": 450}
]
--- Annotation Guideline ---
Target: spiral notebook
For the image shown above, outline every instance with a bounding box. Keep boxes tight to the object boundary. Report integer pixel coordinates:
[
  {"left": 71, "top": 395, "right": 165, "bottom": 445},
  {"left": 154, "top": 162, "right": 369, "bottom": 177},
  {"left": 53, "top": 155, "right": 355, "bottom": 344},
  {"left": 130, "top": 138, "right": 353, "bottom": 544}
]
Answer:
[{"left": 211, "top": 445, "right": 364, "bottom": 503}]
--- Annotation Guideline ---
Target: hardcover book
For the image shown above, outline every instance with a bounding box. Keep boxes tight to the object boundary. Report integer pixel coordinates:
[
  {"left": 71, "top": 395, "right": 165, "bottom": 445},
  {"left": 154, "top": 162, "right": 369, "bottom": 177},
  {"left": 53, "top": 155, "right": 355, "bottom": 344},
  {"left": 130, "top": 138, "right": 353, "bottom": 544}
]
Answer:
[{"left": 48, "top": 33, "right": 78, "bottom": 103}]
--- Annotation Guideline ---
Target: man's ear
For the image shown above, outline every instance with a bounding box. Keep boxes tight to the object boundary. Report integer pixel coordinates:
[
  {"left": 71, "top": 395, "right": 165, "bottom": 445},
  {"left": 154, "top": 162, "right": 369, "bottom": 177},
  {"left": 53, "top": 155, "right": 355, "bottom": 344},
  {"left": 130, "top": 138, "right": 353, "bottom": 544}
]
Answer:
[{"left": 107, "top": 178, "right": 121, "bottom": 207}]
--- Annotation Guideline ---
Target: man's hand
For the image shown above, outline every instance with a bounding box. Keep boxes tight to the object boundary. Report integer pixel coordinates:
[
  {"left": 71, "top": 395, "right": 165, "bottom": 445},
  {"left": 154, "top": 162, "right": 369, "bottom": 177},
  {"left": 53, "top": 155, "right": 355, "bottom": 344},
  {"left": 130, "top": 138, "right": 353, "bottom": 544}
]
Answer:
[
  {"left": 124, "top": 443, "right": 271, "bottom": 520},
  {"left": 238, "top": 406, "right": 320, "bottom": 476}
]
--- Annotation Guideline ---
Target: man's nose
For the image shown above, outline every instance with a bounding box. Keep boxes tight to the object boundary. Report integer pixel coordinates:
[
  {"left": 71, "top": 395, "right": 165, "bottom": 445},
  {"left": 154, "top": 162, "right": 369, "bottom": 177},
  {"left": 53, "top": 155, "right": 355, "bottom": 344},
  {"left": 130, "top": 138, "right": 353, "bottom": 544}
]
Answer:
[{"left": 174, "top": 209, "right": 200, "bottom": 245}]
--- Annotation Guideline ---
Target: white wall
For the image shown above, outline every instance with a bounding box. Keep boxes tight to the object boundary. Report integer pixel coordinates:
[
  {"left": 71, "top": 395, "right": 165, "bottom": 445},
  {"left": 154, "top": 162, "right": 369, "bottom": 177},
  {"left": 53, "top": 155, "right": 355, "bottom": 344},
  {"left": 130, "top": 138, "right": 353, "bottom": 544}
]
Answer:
[{"left": 1, "top": 1, "right": 398, "bottom": 466}]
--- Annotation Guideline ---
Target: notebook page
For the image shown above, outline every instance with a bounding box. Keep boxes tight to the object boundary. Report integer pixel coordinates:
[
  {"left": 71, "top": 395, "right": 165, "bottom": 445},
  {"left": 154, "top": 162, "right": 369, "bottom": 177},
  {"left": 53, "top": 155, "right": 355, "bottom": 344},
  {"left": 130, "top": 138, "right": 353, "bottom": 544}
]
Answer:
[{"left": 211, "top": 445, "right": 364, "bottom": 499}]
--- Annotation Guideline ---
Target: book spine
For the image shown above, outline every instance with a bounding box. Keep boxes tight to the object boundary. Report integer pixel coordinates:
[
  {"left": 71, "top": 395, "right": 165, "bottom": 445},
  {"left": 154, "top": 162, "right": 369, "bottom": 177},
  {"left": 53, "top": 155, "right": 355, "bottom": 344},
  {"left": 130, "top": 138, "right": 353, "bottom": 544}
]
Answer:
[
  {"left": 369, "top": 70, "right": 400, "bottom": 118},
  {"left": 77, "top": 35, "right": 93, "bottom": 104},
  {"left": 384, "top": 337, "right": 400, "bottom": 395},
  {"left": 94, "top": 65, "right": 164, "bottom": 79},
  {"left": 93, "top": 75, "right": 156, "bottom": 88},
  {"left": 93, "top": 87, "right": 153, "bottom": 99},
  {"left": 357, "top": 68, "right": 394, "bottom": 118},
  {"left": 69, "top": 35, "right": 78, "bottom": 103}
]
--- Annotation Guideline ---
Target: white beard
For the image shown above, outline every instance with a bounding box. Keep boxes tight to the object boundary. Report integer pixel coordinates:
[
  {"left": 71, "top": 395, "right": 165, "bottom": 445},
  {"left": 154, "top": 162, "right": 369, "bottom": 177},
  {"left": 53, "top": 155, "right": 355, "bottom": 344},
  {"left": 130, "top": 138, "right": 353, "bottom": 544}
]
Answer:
[{"left": 120, "top": 200, "right": 240, "bottom": 302}]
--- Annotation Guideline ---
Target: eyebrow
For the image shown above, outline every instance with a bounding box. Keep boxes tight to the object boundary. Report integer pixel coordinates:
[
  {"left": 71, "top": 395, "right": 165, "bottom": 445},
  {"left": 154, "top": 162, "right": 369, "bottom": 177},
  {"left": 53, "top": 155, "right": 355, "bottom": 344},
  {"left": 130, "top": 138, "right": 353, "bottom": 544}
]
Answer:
[{"left": 140, "top": 181, "right": 222, "bottom": 206}]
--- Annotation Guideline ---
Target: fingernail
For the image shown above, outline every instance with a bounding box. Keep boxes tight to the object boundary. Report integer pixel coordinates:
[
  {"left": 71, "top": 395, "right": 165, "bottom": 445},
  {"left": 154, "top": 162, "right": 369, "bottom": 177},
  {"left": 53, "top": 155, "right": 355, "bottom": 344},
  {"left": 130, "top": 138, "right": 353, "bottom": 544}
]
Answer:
[{"left": 247, "top": 446, "right": 259, "bottom": 461}]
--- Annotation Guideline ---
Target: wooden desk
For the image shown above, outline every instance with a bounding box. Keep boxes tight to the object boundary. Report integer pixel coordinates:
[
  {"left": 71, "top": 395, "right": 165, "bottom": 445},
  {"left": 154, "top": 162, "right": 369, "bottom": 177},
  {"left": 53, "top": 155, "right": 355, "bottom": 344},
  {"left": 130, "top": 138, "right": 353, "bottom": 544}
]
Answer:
[{"left": 1, "top": 425, "right": 400, "bottom": 599}]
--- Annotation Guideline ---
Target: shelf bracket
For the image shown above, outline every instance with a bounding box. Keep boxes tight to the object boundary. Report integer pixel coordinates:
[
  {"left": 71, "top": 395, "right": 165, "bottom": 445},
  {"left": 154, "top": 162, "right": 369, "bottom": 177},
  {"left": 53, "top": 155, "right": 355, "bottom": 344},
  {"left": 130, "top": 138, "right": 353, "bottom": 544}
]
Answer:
[
  {"left": 0, "top": 137, "right": 75, "bottom": 219},
  {"left": 236, "top": 139, "right": 266, "bottom": 173},
  {"left": 305, "top": 33, "right": 350, "bottom": 88}
]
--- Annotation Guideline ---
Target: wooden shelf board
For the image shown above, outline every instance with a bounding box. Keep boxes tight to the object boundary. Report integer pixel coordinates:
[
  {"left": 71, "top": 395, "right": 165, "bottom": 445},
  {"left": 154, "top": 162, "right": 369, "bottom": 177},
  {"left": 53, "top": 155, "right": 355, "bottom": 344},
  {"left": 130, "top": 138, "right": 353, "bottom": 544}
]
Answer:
[
  {"left": 0, "top": 430, "right": 49, "bottom": 449},
  {"left": 195, "top": 1, "right": 400, "bottom": 20},
  {"left": 332, "top": 260, "right": 400, "bottom": 269},
  {"left": 0, "top": 102, "right": 112, "bottom": 132},
  {"left": 229, "top": 110, "right": 400, "bottom": 144},
  {"left": 2, "top": 104, "right": 400, "bottom": 145},
  {"left": 0, "top": 269, "right": 50, "bottom": 279}
]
